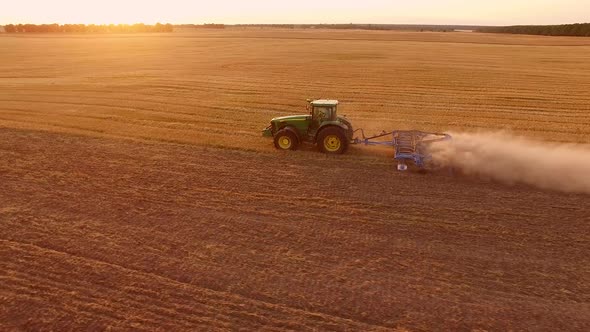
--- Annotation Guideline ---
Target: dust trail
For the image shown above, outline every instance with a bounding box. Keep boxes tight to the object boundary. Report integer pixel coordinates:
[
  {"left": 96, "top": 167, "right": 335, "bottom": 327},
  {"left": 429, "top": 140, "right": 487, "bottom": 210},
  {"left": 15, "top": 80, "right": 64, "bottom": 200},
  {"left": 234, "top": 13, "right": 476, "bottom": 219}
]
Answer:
[{"left": 429, "top": 132, "right": 590, "bottom": 194}]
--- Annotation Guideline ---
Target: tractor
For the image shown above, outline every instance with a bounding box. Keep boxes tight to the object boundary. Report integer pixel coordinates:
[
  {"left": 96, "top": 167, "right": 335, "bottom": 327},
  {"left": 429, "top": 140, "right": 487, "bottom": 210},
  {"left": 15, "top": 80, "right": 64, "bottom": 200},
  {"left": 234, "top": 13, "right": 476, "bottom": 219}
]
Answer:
[
  {"left": 262, "top": 99, "right": 353, "bottom": 154},
  {"left": 262, "top": 99, "right": 451, "bottom": 170}
]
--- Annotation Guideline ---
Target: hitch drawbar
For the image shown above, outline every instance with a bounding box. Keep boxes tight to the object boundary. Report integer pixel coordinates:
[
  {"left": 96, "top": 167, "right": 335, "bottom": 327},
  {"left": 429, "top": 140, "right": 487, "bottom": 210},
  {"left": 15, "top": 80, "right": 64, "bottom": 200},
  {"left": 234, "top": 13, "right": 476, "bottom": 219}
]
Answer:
[{"left": 352, "top": 130, "right": 451, "bottom": 171}]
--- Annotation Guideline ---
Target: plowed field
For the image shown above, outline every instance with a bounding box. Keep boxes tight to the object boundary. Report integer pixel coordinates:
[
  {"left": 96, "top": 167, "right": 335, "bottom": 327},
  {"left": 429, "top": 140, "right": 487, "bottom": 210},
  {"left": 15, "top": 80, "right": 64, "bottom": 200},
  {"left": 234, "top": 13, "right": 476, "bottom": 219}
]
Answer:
[{"left": 1, "top": 30, "right": 589, "bottom": 331}]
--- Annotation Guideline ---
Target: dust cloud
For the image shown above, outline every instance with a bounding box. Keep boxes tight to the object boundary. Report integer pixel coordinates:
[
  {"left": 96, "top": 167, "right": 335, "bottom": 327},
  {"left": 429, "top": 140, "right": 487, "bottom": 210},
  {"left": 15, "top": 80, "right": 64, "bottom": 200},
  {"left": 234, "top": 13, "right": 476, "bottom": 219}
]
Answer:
[{"left": 429, "top": 132, "right": 590, "bottom": 194}]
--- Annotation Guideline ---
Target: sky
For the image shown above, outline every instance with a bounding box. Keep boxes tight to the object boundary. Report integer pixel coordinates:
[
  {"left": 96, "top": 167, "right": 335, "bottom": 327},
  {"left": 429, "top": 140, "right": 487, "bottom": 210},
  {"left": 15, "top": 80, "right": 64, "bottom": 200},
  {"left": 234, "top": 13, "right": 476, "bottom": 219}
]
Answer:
[{"left": 1, "top": 0, "right": 588, "bottom": 26}]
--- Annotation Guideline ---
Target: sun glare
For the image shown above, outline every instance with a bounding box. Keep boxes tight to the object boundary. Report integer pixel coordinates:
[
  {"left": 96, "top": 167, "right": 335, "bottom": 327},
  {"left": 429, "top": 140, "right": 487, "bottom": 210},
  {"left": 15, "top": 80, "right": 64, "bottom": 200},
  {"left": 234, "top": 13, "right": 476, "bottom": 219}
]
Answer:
[{"left": 1, "top": 0, "right": 589, "bottom": 25}]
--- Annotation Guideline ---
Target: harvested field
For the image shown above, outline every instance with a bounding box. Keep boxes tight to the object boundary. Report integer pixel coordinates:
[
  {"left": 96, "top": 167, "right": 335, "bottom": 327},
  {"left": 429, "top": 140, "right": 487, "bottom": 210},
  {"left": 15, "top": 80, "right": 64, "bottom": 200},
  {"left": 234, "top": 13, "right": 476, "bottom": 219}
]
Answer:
[
  {"left": 1, "top": 30, "right": 590, "bottom": 331},
  {"left": 2, "top": 30, "right": 590, "bottom": 146}
]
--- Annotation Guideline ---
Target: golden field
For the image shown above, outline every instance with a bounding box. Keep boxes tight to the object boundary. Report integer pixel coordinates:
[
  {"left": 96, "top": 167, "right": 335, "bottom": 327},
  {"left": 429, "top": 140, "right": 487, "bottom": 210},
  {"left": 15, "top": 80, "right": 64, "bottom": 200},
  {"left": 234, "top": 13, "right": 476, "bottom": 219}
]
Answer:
[
  {"left": 1, "top": 30, "right": 589, "bottom": 331},
  {"left": 1, "top": 29, "right": 590, "bottom": 147}
]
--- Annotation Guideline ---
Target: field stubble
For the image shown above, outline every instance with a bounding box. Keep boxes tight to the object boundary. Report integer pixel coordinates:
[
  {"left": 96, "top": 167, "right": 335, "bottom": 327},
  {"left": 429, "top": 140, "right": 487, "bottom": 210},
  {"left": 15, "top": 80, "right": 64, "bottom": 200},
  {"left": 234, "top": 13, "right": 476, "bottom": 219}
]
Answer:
[
  {"left": 1, "top": 29, "right": 589, "bottom": 147},
  {"left": 1, "top": 29, "right": 590, "bottom": 330}
]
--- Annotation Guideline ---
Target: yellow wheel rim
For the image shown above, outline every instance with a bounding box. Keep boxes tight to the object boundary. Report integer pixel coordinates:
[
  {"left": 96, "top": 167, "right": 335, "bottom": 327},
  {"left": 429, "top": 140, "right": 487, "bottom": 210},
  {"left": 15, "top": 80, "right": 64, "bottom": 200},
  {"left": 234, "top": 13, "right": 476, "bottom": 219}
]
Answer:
[
  {"left": 278, "top": 136, "right": 292, "bottom": 149},
  {"left": 323, "top": 135, "right": 341, "bottom": 152}
]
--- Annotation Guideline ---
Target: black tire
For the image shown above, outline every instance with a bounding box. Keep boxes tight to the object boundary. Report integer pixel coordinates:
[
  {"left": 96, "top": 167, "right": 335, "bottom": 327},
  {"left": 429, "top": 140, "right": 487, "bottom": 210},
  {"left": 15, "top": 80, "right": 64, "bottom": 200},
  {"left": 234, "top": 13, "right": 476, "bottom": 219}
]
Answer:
[
  {"left": 317, "top": 127, "right": 348, "bottom": 154},
  {"left": 273, "top": 128, "right": 299, "bottom": 151}
]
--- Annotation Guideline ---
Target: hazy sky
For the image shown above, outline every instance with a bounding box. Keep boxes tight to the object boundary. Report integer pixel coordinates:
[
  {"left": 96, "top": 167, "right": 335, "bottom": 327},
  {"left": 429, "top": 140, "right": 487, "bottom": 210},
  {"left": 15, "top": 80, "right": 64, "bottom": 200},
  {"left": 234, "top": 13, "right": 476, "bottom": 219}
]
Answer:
[{"left": 1, "top": 0, "right": 588, "bottom": 26}]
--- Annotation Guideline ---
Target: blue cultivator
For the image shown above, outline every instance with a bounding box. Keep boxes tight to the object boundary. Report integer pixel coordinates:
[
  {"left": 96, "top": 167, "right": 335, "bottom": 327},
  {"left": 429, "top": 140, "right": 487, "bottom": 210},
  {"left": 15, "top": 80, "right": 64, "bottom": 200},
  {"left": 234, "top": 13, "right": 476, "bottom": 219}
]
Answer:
[{"left": 353, "top": 130, "right": 451, "bottom": 171}]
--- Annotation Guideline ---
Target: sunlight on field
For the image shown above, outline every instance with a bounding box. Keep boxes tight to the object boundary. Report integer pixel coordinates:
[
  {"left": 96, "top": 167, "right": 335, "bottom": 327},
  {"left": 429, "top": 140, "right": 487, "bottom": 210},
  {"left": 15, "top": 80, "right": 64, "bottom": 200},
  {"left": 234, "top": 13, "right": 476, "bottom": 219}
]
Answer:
[
  {"left": 1, "top": 29, "right": 589, "bottom": 151},
  {"left": 1, "top": 29, "right": 590, "bottom": 331}
]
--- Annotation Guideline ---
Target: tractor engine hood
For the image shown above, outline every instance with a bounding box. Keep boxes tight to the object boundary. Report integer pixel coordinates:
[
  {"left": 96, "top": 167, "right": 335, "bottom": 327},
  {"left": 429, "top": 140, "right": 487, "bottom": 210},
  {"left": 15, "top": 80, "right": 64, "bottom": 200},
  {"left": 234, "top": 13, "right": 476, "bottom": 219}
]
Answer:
[{"left": 271, "top": 115, "right": 311, "bottom": 123}]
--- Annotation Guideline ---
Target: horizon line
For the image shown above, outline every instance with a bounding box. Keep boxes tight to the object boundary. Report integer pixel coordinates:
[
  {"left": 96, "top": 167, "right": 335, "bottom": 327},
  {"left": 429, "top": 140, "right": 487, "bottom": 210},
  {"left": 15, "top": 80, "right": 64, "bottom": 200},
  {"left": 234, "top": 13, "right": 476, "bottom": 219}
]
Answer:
[{"left": 1, "top": 22, "right": 588, "bottom": 27}]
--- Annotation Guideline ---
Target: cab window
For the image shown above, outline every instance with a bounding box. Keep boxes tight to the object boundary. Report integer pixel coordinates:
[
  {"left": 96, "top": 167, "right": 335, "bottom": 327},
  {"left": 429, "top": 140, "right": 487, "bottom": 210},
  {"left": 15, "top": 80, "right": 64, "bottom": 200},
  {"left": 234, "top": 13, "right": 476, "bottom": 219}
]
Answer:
[{"left": 313, "top": 106, "right": 333, "bottom": 121}]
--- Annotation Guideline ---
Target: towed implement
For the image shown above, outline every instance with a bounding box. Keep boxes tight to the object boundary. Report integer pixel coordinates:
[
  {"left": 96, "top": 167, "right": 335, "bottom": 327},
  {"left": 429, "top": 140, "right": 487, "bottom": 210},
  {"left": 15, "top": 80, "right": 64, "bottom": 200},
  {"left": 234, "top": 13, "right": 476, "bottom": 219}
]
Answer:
[{"left": 262, "top": 99, "right": 450, "bottom": 171}]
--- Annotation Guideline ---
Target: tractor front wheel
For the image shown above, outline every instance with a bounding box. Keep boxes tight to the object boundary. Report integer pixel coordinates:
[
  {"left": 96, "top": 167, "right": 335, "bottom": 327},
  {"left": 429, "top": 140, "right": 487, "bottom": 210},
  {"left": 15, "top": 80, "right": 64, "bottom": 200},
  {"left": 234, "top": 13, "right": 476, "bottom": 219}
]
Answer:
[
  {"left": 273, "top": 129, "right": 299, "bottom": 151},
  {"left": 317, "top": 127, "right": 348, "bottom": 154}
]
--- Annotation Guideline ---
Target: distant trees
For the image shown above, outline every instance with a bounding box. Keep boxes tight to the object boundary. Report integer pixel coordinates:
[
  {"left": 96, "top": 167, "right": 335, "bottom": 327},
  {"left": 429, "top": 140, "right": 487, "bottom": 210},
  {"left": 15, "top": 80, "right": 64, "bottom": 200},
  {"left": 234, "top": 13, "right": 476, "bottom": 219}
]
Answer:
[
  {"left": 479, "top": 23, "right": 590, "bottom": 37},
  {"left": 203, "top": 24, "right": 225, "bottom": 29},
  {"left": 175, "top": 24, "right": 225, "bottom": 29},
  {"left": 10, "top": 23, "right": 589, "bottom": 36},
  {"left": 230, "top": 24, "right": 482, "bottom": 32},
  {"left": 2, "top": 23, "right": 173, "bottom": 33}
]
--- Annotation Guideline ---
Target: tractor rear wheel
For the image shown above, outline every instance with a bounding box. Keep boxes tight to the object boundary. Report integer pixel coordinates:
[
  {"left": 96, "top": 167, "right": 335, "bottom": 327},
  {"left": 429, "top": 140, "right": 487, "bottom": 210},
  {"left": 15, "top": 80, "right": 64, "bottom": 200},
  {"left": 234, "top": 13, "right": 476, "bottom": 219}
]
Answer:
[
  {"left": 273, "top": 129, "right": 299, "bottom": 151},
  {"left": 317, "top": 127, "right": 348, "bottom": 154}
]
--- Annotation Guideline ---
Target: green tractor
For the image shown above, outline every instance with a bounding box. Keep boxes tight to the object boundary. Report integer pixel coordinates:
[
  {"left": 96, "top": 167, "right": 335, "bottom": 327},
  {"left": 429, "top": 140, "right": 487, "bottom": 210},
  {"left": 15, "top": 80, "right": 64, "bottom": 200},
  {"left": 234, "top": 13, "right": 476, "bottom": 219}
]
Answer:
[{"left": 262, "top": 99, "right": 354, "bottom": 154}]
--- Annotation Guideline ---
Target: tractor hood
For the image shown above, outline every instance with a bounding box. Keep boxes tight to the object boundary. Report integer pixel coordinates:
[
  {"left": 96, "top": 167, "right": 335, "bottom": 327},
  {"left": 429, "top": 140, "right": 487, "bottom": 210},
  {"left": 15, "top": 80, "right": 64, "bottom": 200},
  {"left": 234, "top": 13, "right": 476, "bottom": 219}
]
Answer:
[{"left": 271, "top": 115, "right": 311, "bottom": 123}]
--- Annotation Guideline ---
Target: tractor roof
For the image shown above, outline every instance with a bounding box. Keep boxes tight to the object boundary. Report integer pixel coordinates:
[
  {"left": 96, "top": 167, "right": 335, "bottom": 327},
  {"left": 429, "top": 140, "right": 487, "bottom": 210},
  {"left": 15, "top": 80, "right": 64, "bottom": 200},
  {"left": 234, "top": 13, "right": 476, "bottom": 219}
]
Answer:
[{"left": 310, "top": 99, "right": 339, "bottom": 107}]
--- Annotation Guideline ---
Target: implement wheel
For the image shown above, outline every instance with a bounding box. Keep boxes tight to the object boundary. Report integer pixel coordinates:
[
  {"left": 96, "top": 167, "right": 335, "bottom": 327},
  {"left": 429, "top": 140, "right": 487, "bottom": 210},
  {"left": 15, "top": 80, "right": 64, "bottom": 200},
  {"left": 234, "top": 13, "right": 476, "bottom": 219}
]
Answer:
[
  {"left": 317, "top": 127, "right": 348, "bottom": 154},
  {"left": 273, "top": 129, "right": 299, "bottom": 151}
]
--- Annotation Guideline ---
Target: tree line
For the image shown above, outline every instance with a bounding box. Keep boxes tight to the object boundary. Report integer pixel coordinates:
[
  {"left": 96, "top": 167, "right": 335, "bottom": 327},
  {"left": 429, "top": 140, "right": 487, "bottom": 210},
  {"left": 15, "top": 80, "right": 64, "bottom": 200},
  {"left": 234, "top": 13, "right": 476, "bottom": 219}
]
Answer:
[
  {"left": 479, "top": 23, "right": 590, "bottom": 37},
  {"left": 233, "top": 24, "right": 482, "bottom": 32},
  {"left": 175, "top": 24, "right": 226, "bottom": 29},
  {"left": 3, "top": 23, "right": 173, "bottom": 33}
]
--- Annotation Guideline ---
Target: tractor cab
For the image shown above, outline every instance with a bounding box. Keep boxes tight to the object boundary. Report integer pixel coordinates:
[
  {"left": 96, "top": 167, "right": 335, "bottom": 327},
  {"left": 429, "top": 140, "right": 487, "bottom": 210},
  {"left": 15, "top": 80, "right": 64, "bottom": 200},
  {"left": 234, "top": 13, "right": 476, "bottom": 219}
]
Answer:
[
  {"left": 308, "top": 99, "right": 338, "bottom": 122},
  {"left": 307, "top": 99, "right": 338, "bottom": 135}
]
